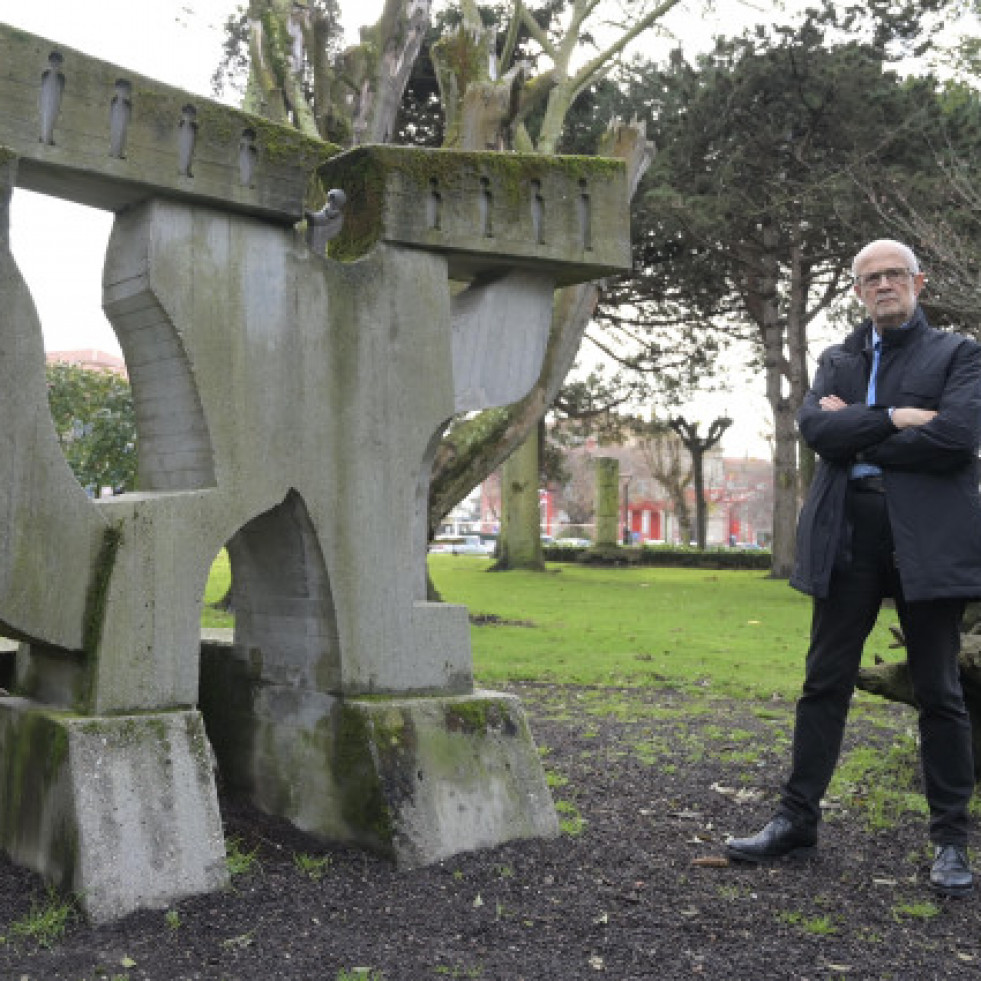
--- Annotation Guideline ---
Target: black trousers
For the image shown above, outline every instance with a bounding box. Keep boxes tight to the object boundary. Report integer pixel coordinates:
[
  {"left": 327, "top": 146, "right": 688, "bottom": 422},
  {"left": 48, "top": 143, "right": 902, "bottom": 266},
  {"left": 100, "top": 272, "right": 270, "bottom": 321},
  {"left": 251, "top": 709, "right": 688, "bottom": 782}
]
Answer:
[{"left": 778, "top": 485, "right": 975, "bottom": 845}]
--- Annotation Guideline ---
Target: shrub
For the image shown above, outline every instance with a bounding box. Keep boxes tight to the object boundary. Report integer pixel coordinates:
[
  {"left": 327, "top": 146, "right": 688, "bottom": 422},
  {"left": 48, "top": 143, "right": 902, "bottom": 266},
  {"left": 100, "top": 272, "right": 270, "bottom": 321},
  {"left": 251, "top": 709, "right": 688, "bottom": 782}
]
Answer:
[{"left": 542, "top": 543, "right": 771, "bottom": 571}]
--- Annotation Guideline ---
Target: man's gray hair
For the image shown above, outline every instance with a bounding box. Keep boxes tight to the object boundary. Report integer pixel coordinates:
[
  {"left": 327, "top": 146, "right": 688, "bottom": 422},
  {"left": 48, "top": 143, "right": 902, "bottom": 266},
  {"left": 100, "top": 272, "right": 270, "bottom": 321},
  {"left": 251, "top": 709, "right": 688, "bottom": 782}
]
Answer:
[{"left": 851, "top": 239, "right": 921, "bottom": 277}]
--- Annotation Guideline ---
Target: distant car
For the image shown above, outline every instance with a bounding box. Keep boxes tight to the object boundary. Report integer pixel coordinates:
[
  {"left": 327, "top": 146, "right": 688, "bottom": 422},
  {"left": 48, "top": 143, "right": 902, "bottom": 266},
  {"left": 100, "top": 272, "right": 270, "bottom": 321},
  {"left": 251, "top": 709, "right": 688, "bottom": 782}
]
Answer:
[
  {"left": 455, "top": 535, "right": 493, "bottom": 555},
  {"left": 428, "top": 537, "right": 457, "bottom": 554},
  {"left": 429, "top": 535, "right": 493, "bottom": 555},
  {"left": 555, "top": 537, "right": 592, "bottom": 548}
]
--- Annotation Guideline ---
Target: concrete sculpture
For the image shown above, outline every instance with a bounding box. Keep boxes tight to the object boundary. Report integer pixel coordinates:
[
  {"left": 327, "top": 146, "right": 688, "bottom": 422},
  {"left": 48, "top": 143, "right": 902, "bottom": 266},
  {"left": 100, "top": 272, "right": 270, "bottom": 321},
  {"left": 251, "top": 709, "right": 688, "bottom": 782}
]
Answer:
[{"left": 0, "top": 23, "right": 631, "bottom": 921}]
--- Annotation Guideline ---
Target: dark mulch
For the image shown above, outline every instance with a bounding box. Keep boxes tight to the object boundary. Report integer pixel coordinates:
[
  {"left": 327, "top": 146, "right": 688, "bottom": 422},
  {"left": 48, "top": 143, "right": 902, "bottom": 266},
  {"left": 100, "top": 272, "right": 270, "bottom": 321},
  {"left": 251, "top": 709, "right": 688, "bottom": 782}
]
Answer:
[{"left": 2, "top": 683, "right": 979, "bottom": 981}]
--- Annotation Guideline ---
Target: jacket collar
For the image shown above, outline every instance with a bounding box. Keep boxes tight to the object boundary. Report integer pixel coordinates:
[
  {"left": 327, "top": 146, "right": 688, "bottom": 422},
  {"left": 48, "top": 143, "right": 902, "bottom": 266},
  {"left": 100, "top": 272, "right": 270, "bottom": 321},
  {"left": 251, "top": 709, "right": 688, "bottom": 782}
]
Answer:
[{"left": 840, "top": 306, "right": 928, "bottom": 354}]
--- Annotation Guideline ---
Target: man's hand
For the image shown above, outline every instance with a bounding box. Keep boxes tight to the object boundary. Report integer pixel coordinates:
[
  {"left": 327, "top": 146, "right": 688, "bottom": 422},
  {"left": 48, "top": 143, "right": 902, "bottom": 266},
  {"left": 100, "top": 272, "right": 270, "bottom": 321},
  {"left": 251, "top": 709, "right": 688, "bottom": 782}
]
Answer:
[
  {"left": 892, "top": 407, "right": 937, "bottom": 429},
  {"left": 818, "top": 395, "right": 937, "bottom": 429}
]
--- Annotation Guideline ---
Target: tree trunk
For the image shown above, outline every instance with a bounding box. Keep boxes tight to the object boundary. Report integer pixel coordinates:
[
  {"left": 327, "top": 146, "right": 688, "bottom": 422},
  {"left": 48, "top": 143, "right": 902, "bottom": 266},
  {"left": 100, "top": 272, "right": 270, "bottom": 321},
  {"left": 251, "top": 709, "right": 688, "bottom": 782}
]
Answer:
[
  {"left": 493, "top": 428, "right": 544, "bottom": 571},
  {"left": 757, "top": 221, "right": 798, "bottom": 578},
  {"left": 770, "top": 400, "right": 799, "bottom": 577},
  {"left": 594, "top": 457, "right": 620, "bottom": 547},
  {"left": 691, "top": 446, "right": 706, "bottom": 549},
  {"left": 676, "top": 508, "right": 692, "bottom": 548},
  {"left": 857, "top": 639, "right": 981, "bottom": 780},
  {"left": 352, "top": 0, "right": 431, "bottom": 145}
]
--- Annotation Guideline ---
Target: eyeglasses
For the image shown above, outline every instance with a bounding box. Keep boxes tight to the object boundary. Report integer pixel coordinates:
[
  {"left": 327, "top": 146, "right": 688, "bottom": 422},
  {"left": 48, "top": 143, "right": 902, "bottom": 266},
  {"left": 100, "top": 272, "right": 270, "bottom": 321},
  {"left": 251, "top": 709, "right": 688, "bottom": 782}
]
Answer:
[{"left": 855, "top": 267, "right": 913, "bottom": 289}]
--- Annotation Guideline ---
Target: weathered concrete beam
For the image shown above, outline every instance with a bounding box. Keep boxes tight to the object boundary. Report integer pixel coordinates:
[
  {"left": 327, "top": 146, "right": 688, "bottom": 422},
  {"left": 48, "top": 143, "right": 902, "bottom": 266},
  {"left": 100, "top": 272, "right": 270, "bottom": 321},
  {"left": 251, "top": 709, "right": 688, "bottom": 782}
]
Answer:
[
  {"left": 320, "top": 145, "right": 632, "bottom": 284},
  {"left": 0, "top": 23, "right": 339, "bottom": 221}
]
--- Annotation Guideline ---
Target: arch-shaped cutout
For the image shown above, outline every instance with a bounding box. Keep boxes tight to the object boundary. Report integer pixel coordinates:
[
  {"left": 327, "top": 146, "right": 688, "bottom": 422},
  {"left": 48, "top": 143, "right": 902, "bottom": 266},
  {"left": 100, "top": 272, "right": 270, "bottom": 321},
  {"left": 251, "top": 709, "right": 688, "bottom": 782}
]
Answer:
[{"left": 225, "top": 489, "right": 341, "bottom": 692}]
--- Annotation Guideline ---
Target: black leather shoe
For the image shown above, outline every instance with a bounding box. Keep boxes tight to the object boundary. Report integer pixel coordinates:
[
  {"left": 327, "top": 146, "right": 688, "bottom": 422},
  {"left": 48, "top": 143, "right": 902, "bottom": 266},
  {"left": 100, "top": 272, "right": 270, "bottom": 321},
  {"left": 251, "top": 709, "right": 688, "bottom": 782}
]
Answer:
[
  {"left": 725, "top": 815, "right": 817, "bottom": 863},
  {"left": 930, "top": 844, "right": 973, "bottom": 897}
]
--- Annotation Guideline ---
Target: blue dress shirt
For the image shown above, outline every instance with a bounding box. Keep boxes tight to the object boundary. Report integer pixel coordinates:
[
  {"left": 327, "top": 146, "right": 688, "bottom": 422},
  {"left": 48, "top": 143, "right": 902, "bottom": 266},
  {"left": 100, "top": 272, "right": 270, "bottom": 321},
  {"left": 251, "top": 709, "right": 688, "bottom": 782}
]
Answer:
[{"left": 850, "top": 331, "right": 885, "bottom": 479}]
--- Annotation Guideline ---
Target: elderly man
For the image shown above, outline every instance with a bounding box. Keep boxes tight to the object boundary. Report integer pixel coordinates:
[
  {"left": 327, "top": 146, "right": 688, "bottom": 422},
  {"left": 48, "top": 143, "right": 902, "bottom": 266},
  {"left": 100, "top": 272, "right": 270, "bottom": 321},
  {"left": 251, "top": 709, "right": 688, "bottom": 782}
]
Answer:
[{"left": 726, "top": 239, "right": 981, "bottom": 896}]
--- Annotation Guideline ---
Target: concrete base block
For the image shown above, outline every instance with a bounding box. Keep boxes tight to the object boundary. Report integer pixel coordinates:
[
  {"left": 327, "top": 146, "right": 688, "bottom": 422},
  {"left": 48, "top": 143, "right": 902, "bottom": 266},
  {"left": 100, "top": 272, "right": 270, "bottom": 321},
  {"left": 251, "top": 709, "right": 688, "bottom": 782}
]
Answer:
[
  {"left": 0, "top": 699, "right": 227, "bottom": 922},
  {"left": 200, "top": 660, "right": 558, "bottom": 865},
  {"left": 343, "top": 691, "right": 560, "bottom": 865}
]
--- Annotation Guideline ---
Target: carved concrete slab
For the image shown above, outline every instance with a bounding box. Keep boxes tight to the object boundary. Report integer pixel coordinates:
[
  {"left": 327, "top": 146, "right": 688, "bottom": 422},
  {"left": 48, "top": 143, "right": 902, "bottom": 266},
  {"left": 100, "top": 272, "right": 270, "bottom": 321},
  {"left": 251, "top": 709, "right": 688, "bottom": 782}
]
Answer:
[
  {"left": 0, "top": 23, "right": 338, "bottom": 220},
  {"left": 322, "top": 144, "right": 630, "bottom": 283}
]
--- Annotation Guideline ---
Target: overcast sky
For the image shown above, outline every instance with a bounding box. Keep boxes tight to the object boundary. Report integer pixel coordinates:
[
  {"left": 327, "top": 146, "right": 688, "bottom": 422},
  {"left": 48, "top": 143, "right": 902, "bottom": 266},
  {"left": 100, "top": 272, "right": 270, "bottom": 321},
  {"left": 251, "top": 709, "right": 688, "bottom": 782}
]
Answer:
[
  {"left": 0, "top": 0, "right": 773, "bottom": 456},
  {"left": 2, "top": 1, "right": 237, "bottom": 357}
]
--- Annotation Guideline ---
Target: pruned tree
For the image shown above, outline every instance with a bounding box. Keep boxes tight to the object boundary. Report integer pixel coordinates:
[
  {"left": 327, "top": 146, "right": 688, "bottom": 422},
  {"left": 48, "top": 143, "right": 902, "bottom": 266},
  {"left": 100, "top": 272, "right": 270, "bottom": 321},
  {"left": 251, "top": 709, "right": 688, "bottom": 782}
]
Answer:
[
  {"left": 667, "top": 415, "right": 731, "bottom": 549},
  {"left": 218, "top": 0, "right": 431, "bottom": 144}
]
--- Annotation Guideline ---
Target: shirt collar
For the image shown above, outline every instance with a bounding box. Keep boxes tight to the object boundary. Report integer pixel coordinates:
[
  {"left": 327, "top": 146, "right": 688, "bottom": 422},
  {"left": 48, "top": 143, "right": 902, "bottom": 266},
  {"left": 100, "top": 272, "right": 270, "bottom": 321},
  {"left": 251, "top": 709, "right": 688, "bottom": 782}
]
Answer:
[{"left": 871, "top": 319, "right": 914, "bottom": 348}]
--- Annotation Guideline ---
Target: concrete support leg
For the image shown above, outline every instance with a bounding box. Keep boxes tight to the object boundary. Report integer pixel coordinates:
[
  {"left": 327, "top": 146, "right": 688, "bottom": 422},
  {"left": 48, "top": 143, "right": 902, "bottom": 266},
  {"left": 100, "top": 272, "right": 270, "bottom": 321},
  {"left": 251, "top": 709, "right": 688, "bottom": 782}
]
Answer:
[
  {"left": 0, "top": 699, "right": 227, "bottom": 922},
  {"left": 200, "top": 645, "right": 557, "bottom": 865}
]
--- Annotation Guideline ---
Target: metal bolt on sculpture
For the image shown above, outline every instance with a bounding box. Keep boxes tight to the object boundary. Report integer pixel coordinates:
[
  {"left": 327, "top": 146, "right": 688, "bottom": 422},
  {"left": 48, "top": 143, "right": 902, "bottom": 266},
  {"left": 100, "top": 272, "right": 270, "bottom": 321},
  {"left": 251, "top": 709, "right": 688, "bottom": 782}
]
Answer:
[{"left": 0, "top": 22, "right": 631, "bottom": 921}]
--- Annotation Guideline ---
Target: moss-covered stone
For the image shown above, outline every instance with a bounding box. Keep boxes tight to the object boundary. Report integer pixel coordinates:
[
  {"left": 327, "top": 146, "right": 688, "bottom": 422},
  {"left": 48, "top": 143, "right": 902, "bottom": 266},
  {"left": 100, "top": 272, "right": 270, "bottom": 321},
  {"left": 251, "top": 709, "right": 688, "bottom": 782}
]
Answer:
[
  {"left": 0, "top": 22, "right": 342, "bottom": 220},
  {"left": 333, "top": 703, "right": 396, "bottom": 850},
  {"left": 82, "top": 522, "right": 123, "bottom": 659},
  {"left": 321, "top": 144, "right": 627, "bottom": 273},
  {"left": 0, "top": 707, "right": 75, "bottom": 887},
  {"left": 445, "top": 697, "right": 516, "bottom": 736}
]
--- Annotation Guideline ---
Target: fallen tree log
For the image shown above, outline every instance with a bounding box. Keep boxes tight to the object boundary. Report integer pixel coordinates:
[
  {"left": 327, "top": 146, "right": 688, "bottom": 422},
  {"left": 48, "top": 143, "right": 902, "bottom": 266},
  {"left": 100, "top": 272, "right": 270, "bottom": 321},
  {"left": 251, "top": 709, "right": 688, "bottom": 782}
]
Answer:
[{"left": 855, "top": 604, "right": 981, "bottom": 779}]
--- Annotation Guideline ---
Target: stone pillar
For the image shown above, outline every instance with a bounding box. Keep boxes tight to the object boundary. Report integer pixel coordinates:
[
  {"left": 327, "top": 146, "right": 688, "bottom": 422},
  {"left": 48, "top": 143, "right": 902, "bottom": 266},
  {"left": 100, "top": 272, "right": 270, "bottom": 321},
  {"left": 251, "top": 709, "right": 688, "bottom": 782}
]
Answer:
[{"left": 595, "top": 457, "right": 620, "bottom": 547}]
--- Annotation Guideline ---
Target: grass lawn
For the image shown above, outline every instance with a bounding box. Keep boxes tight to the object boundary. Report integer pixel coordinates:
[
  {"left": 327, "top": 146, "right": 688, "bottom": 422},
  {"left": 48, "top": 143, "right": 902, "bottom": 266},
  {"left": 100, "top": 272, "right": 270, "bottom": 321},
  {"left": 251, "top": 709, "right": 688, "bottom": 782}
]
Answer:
[
  {"left": 202, "top": 550, "right": 232, "bottom": 629},
  {"left": 199, "top": 553, "right": 904, "bottom": 701},
  {"left": 428, "top": 555, "right": 903, "bottom": 700}
]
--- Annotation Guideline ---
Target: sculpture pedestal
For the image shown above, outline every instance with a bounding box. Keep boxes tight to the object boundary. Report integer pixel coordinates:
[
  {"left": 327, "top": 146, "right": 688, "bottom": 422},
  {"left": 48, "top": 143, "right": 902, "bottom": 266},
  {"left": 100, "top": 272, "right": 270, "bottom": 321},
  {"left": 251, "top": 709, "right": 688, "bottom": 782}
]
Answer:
[
  {"left": 0, "top": 699, "right": 227, "bottom": 922},
  {"left": 200, "top": 648, "right": 558, "bottom": 864}
]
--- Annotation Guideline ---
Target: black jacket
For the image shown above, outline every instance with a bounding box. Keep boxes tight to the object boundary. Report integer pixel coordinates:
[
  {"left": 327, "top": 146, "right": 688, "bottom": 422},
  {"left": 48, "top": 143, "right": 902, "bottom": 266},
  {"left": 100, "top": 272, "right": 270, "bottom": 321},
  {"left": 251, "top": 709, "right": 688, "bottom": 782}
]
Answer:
[{"left": 790, "top": 307, "right": 981, "bottom": 602}]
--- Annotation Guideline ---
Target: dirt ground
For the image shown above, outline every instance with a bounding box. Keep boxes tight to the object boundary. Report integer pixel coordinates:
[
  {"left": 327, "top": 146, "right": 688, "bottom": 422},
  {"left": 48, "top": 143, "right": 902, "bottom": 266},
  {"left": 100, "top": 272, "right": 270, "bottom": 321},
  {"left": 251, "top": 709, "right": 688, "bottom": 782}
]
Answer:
[{"left": 2, "top": 682, "right": 979, "bottom": 981}]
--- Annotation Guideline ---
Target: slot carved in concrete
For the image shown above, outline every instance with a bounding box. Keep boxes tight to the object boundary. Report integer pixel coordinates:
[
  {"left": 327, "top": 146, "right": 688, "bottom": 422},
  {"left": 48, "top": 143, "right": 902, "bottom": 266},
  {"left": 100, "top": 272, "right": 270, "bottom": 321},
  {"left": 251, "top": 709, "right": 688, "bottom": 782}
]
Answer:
[
  {"left": 480, "top": 177, "right": 493, "bottom": 238},
  {"left": 109, "top": 80, "right": 132, "bottom": 159},
  {"left": 178, "top": 104, "right": 197, "bottom": 177},
  {"left": 531, "top": 179, "right": 545, "bottom": 244},
  {"left": 427, "top": 177, "right": 442, "bottom": 230},
  {"left": 39, "top": 52, "right": 65, "bottom": 145},
  {"left": 578, "top": 179, "right": 592, "bottom": 251},
  {"left": 239, "top": 128, "right": 257, "bottom": 186}
]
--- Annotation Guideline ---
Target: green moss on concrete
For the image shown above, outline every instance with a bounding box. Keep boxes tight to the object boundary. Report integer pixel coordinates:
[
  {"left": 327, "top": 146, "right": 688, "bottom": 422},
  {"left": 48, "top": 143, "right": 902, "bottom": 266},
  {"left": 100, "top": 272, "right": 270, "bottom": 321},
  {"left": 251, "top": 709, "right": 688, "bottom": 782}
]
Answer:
[
  {"left": 82, "top": 522, "right": 123, "bottom": 659},
  {"left": 0, "top": 708, "right": 75, "bottom": 881},
  {"left": 333, "top": 704, "right": 395, "bottom": 849},
  {"left": 132, "top": 89, "right": 340, "bottom": 171},
  {"left": 322, "top": 145, "right": 624, "bottom": 262},
  {"left": 75, "top": 713, "right": 169, "bottom": 747},
  {"left": 324, "top": 151, "right": 389, "bottom": 262},
  {"left": 445, "top": 697, "right": 515, "bottom": 736},
  {"left": 369, "top": 706, "right": 408, "bottom": 748}
]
